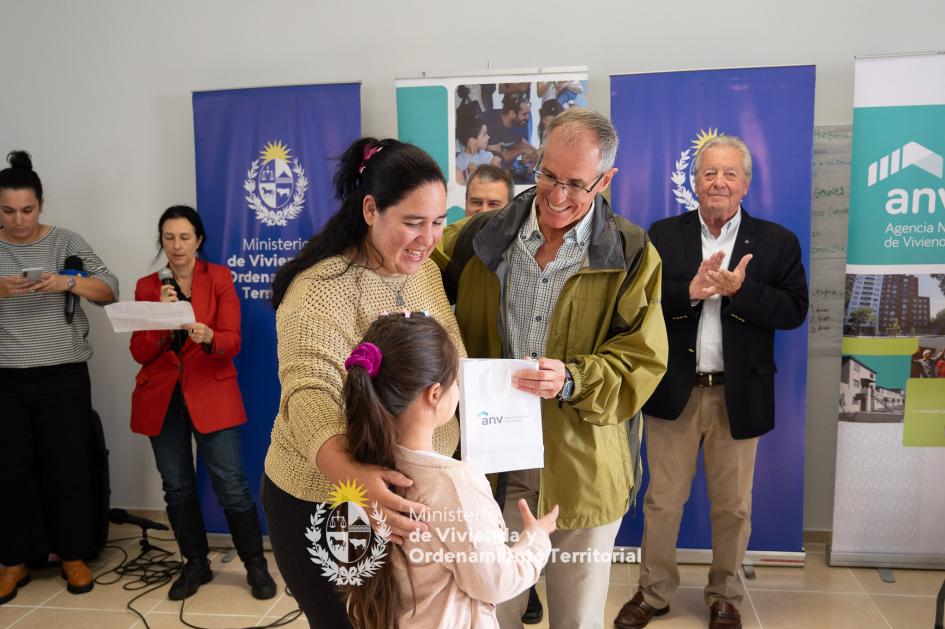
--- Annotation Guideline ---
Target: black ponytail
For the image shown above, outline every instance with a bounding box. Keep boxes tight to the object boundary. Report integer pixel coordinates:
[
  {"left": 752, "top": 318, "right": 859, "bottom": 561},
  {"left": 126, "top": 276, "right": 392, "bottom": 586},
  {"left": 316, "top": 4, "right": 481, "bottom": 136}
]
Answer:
[
  {"left": 342, "top": 314, "right": 459, "bottom": 629},
  {"left": 270, "top": 138, "right": 445, "bottom": 309}
]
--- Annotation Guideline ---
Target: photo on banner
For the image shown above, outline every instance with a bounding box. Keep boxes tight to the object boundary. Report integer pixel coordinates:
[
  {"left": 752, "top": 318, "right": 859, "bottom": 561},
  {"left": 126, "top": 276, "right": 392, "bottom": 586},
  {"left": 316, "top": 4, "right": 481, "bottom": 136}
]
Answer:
[
  {"left": 610, "top": 65, "right": 815, "bottom": 560},
  {"left": 192, "top": 83, "right": 361, "bottom": 533},
  {"left": 397, "top": 70, "right": 587, "bottom": 223}
]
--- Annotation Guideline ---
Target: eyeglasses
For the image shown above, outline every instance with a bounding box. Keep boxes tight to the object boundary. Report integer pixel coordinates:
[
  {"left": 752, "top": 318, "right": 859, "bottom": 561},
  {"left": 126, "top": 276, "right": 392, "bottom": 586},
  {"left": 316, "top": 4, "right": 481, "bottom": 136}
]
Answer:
[{"left": 532, "top": 159, "right": 605, "bottom": 198}]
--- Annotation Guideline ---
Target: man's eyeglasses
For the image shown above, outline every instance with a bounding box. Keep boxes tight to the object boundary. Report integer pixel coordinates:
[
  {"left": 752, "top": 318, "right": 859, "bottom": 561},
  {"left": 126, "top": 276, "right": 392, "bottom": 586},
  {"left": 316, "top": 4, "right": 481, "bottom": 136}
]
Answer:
[{"left": 532, "top": 160, "right": 605, "bottom": 198}]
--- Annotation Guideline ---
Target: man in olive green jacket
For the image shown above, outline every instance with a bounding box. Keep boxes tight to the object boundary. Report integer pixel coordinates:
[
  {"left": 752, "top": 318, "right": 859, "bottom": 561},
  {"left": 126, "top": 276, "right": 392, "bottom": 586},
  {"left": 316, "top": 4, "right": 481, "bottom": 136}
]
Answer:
[{"left": 434, "top": 108, "right": 668, "bottom": 629}]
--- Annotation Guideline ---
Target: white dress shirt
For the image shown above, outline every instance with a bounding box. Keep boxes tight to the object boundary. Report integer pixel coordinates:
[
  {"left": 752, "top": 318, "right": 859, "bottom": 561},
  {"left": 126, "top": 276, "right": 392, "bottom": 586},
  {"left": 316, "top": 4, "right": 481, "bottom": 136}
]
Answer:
[{"left": 695, "top": 209, "right": 742, "bottom": 373}]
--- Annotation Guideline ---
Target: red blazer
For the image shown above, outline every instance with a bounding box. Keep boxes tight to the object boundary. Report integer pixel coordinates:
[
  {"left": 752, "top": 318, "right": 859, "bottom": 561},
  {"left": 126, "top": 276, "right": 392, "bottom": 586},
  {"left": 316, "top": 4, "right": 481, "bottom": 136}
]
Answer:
[{"left": 130, "top": 260, "right": 247, "bottom": 436}]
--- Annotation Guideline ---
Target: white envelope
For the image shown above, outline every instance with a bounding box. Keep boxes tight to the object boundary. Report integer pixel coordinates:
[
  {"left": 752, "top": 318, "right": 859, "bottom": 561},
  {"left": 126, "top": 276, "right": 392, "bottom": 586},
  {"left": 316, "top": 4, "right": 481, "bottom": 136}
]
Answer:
[{"left": 459, "top": 358, "right": 544, "bottom": 474}]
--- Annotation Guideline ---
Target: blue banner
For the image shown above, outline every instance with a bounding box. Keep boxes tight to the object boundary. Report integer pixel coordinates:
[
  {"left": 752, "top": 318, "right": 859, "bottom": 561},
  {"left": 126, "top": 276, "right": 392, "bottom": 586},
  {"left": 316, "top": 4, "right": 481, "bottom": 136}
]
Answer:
[
  {"left": 193, "top": 83, "right": 361, "bottom": 532},
  {"left": 610, "top": 67, "right": 814, "bottom": 555}
]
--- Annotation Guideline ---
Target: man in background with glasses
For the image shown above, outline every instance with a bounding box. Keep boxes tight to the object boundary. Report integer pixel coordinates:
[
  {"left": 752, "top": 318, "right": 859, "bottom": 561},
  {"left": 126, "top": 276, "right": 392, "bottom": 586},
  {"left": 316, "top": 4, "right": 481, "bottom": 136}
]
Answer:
[{"left": 435, "top": 108, "right": 668, "bottom": 629}]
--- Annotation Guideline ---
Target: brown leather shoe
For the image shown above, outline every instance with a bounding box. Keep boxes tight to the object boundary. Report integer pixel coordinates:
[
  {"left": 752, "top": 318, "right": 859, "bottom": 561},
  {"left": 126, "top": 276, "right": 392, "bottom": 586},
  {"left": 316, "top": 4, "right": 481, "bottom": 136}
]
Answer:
[
  {"left": 614, "top": 591, "right": 670, "bottom": 628},
  {"left": 0, "top": 564, "right": 31, "bottom": 604},
  {"left": 709, "top": 601, "right": 741, "bottom": 629},
  {"left": 60, "top": 560, "right": 94, "bottom": 594}
]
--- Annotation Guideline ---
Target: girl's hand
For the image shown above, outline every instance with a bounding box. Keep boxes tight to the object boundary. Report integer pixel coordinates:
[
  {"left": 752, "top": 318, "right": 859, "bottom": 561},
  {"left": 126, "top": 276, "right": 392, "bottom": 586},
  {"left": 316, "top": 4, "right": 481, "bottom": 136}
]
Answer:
[{"left": 518, "top": 498, "right": 558, "bottom": 536}]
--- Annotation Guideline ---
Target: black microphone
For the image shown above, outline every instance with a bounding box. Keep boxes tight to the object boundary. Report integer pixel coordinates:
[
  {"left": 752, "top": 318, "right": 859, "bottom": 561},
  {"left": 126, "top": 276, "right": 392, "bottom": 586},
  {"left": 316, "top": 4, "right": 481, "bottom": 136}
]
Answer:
[
  {"left": 158, "top": 266, "right": 176, "bottom": 290},
  {"left": 63, "top": 256, "right": 84, "bottom": 324},
  {"left": 108, "top": 508, "right": 169, "bottom": 531}
]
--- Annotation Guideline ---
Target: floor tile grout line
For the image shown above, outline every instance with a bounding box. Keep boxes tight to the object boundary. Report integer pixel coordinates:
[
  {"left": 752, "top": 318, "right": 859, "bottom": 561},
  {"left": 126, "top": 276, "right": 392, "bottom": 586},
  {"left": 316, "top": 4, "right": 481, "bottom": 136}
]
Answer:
[
  {"left": 739, "top": 570, "right": 765, "bottom": 629},
  {"left": 130, "top": 596, "right": 169, "bottom": 628},
  {"left": 5, "top": 585, "right": 68, "bottom": 628},
  {"left": 144, "top": 610, "right": 268, "bottom": 618},
  {"left": 849, "top": 569, "right": 894, "bottom": 629},
  {"left": 256, "top": 591, "right": 287, "bottom": 626},
  {"left": 12, "top": 605, "right": 141, "bottom": 613}
]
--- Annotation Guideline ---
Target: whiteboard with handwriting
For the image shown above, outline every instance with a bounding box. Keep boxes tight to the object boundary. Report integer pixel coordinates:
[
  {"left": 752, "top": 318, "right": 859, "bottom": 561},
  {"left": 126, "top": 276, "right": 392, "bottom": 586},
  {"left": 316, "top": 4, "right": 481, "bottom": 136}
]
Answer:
[{"left": 808, "top": 125, "right": 852, "bottom": 357}]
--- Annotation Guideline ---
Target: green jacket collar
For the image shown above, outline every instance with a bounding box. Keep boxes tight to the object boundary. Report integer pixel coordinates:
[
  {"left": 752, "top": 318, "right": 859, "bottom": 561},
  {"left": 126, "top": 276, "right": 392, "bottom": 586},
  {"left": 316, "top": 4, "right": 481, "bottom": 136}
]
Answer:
[{"left": 472, "top": 187, "right": 628, "bottom": 273}]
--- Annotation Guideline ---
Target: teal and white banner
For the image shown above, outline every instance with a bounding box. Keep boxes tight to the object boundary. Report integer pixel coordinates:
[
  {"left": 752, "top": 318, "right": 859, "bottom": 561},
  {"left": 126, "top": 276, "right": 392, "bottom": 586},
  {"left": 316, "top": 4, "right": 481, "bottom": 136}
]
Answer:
[{"left": 831, "top": 53, "right": 945, "bottom": 568}]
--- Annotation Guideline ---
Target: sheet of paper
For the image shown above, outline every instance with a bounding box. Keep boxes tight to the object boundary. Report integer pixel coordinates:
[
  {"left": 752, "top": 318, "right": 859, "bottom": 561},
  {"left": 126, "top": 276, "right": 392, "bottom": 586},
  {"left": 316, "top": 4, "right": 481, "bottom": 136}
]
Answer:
[
  {"left": 459, "top": 358, "right": 544, "bottom": 474},
  {"left": 104, "top": 301, "right": 196, "bottom": 333}
]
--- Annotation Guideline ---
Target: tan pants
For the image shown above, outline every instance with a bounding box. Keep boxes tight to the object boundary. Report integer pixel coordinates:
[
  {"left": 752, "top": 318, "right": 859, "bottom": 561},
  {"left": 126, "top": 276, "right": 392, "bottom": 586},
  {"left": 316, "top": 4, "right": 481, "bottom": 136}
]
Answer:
[
  {"left": 638, "top": 386, "right": 759, "bottom": 609},
  {"left": 496, "top": 468, "right": 623, "bottom": 629}
]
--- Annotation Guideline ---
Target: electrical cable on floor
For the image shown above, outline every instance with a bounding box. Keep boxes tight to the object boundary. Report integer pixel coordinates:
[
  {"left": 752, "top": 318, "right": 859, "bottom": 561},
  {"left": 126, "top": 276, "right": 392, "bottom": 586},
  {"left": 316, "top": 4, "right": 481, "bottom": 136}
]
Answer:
[{"left": 94, "top": 535, "right": 302, "bottom": 629}]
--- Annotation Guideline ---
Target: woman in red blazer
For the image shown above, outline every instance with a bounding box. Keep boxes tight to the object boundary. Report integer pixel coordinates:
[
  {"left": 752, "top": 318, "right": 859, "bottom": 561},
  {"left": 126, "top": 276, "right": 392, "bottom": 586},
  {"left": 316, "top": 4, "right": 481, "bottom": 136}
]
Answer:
[{"left": 130, "top": 206, "right": 275, "bottom": 602}]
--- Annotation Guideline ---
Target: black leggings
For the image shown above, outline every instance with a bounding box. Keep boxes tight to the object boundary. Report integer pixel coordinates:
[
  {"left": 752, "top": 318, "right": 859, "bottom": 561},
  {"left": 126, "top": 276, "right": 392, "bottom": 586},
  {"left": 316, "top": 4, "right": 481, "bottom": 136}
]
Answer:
[{"left": 261, "top": 475, "right": 352, "bottom": 629}]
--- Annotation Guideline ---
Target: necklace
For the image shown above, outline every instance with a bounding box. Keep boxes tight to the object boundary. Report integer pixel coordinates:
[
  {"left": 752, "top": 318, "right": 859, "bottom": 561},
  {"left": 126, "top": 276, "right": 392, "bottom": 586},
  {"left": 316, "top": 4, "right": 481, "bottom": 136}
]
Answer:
[{"left": 379, "top": 273, "right": 410, "bottom": 307}]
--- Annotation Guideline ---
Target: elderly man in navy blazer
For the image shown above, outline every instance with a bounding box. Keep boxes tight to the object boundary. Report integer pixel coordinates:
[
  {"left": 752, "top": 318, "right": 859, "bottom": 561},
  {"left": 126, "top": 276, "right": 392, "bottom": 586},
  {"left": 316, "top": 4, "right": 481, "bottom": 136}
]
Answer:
[{"left": 615, "top": 135, "right": 808, "bottom": 629}]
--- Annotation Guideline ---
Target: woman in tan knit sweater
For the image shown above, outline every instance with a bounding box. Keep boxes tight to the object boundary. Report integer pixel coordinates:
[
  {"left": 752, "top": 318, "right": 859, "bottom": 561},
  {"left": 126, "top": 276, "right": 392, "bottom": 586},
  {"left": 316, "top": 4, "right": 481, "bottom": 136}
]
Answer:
[
  {"left": 343, "top": 314, "right": 556, "bottom": 629},
  {"left": 262, "top": 138, "right": 465, "bottom": 627}
]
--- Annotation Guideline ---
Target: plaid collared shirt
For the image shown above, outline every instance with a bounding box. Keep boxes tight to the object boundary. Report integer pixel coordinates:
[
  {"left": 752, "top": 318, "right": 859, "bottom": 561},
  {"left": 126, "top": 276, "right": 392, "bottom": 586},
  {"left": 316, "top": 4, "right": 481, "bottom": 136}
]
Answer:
[{"left": 502, "top": 197, "right": 595, "bottom": 360}]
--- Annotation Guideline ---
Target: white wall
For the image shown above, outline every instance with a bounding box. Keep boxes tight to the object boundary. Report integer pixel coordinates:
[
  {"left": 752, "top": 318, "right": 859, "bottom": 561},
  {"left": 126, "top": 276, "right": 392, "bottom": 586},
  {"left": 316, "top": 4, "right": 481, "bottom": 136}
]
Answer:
[{"left": 3, "top": 0, "right": 943, "bottom": 529}]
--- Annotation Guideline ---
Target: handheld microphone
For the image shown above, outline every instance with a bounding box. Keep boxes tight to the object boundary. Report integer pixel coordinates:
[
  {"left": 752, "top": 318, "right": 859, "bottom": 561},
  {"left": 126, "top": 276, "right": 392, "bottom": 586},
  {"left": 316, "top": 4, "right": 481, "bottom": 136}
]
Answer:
[
  {"left": 62, "top": 256, "right": 84, "bottom": 324},
  {"left": 108, "top": 508, "right": 169, "bottom": 531},
  {"left": 160, "top": 267, "right": 211, "bottom": 354},
  {"left": 158, "top": 266, "right": 175, "bottom": 288}
]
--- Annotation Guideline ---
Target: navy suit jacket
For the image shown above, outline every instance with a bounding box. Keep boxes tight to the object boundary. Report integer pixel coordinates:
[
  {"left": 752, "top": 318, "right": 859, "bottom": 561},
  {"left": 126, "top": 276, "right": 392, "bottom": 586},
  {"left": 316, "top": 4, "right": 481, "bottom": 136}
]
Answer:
[{"left": 643, "top": 209, "right": 808, "bottom": 439}]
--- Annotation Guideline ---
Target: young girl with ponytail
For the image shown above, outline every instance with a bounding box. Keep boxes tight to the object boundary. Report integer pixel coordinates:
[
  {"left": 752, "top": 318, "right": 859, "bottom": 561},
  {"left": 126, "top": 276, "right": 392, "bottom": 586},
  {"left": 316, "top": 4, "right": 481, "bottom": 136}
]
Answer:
[{"left": 343, "top": 313, "right": 557, "bottom": 629}]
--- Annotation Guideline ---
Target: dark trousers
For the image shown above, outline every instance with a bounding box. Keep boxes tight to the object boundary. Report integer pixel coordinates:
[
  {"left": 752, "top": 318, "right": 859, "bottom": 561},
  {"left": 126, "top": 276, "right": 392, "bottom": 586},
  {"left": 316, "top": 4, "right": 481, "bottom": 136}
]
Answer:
[
  {"left": 261, "top": 474, "right": 352, "bottom": 629},
  {"left": 149, "top": 384, "right": 255, "bottom": 512},
  {"left": 0, "top": 362, "right": 96, "bottom": 565}
]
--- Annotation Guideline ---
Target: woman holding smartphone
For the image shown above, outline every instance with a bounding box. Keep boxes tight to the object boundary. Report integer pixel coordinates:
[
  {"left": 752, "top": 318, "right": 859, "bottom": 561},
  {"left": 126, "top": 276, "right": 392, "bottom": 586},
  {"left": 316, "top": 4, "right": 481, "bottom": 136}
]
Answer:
[{"left": 0, "top": 150, "right": 118, "bottom": 604}]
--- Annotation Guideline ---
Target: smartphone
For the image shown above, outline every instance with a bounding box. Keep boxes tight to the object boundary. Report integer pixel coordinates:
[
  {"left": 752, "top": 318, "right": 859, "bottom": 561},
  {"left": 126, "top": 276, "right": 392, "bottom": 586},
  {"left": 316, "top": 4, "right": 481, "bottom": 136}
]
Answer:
[{"left": 21, "top": 267, "right": 44, "bottom": 282}]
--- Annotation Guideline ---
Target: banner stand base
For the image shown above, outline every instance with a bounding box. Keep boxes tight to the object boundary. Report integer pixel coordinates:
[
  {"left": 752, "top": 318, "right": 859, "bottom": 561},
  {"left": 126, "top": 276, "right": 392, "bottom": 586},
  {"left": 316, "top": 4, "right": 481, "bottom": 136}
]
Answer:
[{"left": 828, "top": 546, "right": 945, "bottom": 570}]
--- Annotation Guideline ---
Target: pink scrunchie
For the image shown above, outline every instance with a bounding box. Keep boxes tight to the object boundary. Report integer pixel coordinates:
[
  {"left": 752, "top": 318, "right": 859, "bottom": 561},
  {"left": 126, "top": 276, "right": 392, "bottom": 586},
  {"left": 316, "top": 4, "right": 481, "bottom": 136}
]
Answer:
[{"left": 344, "top": 342, "right": 383, "bottom": 378}]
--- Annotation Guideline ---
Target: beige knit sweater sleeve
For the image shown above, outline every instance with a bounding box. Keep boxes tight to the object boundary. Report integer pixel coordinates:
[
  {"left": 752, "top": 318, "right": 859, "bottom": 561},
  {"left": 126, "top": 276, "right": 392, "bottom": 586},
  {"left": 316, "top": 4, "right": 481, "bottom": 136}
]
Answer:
[{"left": 265, "top": 257, "right": 462, "bottom": 502}]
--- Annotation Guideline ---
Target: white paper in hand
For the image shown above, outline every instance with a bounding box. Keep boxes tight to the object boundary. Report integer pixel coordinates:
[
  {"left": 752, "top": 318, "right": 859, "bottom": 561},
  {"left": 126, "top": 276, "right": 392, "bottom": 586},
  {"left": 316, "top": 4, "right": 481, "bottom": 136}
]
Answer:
[
  {"left": 104, "top": 301, "right": 196, "bottom": 333},
  {"left": 459, "top": 358, "right": 544, "bottom": 474}
]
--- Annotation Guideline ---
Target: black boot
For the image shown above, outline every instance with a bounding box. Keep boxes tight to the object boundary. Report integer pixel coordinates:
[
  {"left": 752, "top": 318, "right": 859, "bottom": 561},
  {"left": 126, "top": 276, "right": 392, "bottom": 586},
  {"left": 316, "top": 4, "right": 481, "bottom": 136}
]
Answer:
[
  {"left": 166, "top": 499, "right": 213, "bottom": 601},
  {"left": 522, "top": 585, "right": 544, "bottom": 624},
  {"left": 225, "top": 507, "right": 276, "bottom": 600}
]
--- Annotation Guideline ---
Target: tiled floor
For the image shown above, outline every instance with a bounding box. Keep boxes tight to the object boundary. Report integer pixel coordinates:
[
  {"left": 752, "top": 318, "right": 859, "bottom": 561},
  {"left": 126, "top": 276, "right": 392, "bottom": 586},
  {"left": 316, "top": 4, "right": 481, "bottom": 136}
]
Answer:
[{"left": 2, "top": 532, "right": 942, "bottom": 628}]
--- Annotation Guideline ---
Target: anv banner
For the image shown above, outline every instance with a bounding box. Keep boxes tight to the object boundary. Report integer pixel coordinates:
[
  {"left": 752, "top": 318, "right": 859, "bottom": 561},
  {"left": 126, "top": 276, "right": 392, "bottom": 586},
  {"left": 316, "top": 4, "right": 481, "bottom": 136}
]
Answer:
[
  {"left": 610, "top": 66, "right": 815, "bottom": 563},
  {"left": 832, "top": 53, "right": 945, "bottom": 569},
  {"left": 192, "top": 83, "right": 361, "bottom": 532}
]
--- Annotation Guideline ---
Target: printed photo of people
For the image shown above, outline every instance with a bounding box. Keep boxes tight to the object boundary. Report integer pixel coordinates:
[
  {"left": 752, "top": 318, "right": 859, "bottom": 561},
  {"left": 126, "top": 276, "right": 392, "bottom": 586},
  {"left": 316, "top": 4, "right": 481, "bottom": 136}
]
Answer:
[
  {"left": 911, "top": 338, "right": 945, "bottom": 378},
  {"left": 454, "top": 80, "right": 588, "bottom": 186}
]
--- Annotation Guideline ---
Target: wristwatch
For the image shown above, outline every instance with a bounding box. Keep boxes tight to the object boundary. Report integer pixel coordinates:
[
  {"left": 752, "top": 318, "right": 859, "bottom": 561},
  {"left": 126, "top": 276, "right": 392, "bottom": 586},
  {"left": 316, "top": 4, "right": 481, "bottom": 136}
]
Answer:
[
  {"left": 557, "top": 367, "right": 574, "bottom": 401},
  {"left": 65, "top": 276, "right": 76, "bottom": 292}
]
